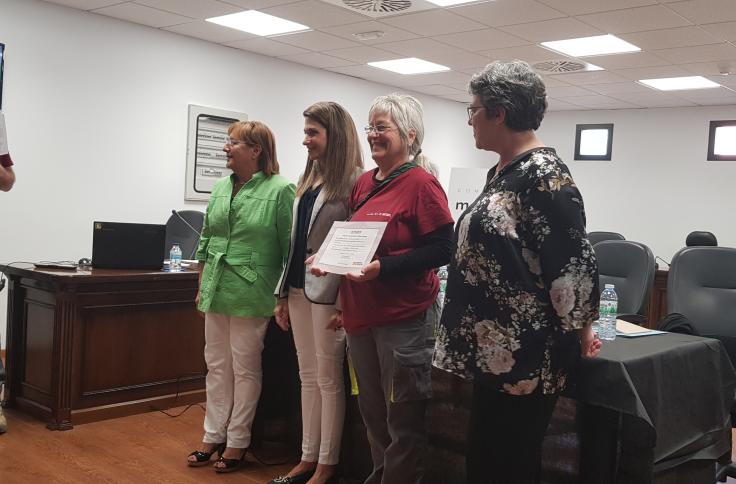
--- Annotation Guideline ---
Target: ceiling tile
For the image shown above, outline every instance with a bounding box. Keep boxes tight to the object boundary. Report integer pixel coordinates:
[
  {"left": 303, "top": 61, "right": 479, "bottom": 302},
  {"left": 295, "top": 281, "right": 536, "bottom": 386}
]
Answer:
[
  {"left": 411, "top": 84, "right": 467, "bottom": 96},
  {"left": 380, "top": 10, "right": 486, "bottom": 36},
  {"left": 277, "top": 51, "right": 356, "bottom": 68},
  {"left": 498, "top": 17, "right": 603, "bottom": 43},
  {"left": 715, "top": 75, "right": 736, "bottom": 89},
  {"left": 586, "top": 81, "right": 661, "bottom": 95},
  {"left": 534, "top": 0, "right": 657, "bottom": 16},
  {"left": 42, "top": 0, "right": 124, "bottom": 9},
  {"left": 549, "top": 70, "right": 629, "bottom": 85},
  {"left": 134, "top": 0, "right": 239, "bottom": 19},
  {"left": 261, "top": 0, "right": 367, "bottom": 29},
  {"left": 547, "top": 98, "right": 585, "bottom": 111},
  {"left": 164, "top": 20, "right": 256, "bottom": 43},
  {"left": 611, "top": 64, "right": 694, "bottom": 80},
  {"left": 272, "top": 30, "right": 361, "bottom": 51},
  {"left": 326, "top": 64, "right": 408, "bottom": 86},
  {"left": 654, "top": 43, "right": 736, "bottom": 64},
  {"left": 376, "top": 38, "right": 488, "bottom": 70},
  {"left": 606, "top": 92, "right": 697, "bottom": 107},
  {"left": 319, "top": 21, "right": 419, "bottom": 45},
  {"left": 325, "top": 45, "right": 400, "bottom": 63},
  {"left": 667, "top": 0, "right": 736, "bottom": 24},
  {"left": 434, "top": 28, "right": 529, "bottom": 52},
  {"left": 451, "top": 0, "right": 566, "bottom": 28},
  {"left": 223, "top": 0, "right": 304, "bottom": 7},
  {"left": 555, "top": 94, "right": 641, "bottom": 109},
  {"left": 675, "top": 87, "right": 736, "bottom": 104},
  {"left": 537, "top": 75, "right": 571, "bottom": 87},
  {"left": 92, "top": 2, "right": 194, "bottom": 27},
  {"left": 546, "top": 85, "right": 595, "bottom": 97},
  {"left": 700, "top": 22, "right": 736, "bottom": 42},
  {"left": 441, "top": 92, "right": 470, "bottom": 103},
  {"left": 679, "top": 61, "right": 736, "bottom": 77},
  {"left": 225, "top": 37, "right": 311, "bottom": 56},
  {"left": 577, "top": 5, "right": 691, "bottom": 34},
  {"left": 585, "top": 52, "right": 671, "bottom": 70},
  {"left": 394, "top": 70, "right": 472, "bottom": 88},
  {"left": 618, "top": 26, "right": 721, "bottom": 51},
  {"left": 480, "top": 44, "right": 563, "bottom": 63}
]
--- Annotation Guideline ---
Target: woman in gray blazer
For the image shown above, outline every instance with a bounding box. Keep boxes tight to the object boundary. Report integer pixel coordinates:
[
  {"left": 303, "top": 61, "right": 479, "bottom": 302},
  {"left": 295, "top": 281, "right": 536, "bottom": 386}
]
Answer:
[{"left": 270, "top": 102, "right": 363, "bottom": 484}]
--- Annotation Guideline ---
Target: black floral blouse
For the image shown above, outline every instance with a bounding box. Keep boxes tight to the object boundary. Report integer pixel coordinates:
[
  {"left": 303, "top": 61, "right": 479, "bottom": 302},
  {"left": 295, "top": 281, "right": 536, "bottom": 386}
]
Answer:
[{"left": 433, "top": 147, "right": 599, "bottom": 395}]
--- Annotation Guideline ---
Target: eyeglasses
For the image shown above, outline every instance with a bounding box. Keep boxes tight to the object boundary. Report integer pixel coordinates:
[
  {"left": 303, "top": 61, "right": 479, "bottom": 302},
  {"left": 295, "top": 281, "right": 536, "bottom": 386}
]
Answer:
[
  {"left": 467, "top": 105, "right": 485, "bottom": 121},
  {"left": 364, "top": 124, "right": 394, "bottom": 135},
  {"left": 224, "top": 138, "right": 252, "bottom": 147}
]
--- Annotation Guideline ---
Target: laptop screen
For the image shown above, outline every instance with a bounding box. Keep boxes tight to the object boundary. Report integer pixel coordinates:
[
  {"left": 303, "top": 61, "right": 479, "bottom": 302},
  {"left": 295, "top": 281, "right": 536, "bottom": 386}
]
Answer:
[{"left": 92, "top": 221, "right": 166, "bottom": 270}]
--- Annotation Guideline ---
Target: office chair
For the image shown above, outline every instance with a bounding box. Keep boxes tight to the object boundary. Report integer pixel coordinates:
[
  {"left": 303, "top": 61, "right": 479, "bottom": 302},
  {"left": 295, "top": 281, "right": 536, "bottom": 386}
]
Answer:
[
  {"left": 685, "top": 231, "right": 718, "bottom": 247},
  {"left": 164, "top": 210, "right": 205, "bottom": 260},
  {"left": 593, "top": 240, "right": 655, "bottom": 324},
  {"left": 667, "top": 247, "right": 736, "bottom": 481},
  {"left": 588, "top": 231, "right": 625, "bottom": 247}
]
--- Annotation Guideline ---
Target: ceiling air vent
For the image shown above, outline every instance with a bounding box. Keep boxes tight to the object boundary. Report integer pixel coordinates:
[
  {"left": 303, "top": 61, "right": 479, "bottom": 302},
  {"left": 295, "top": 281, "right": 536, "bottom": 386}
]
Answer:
[
  {"left": 343, "top": 0, "right": 412, "bottom": 13},
  {"left": 533, "top": 60, "right": 588, "bottom": 74}
]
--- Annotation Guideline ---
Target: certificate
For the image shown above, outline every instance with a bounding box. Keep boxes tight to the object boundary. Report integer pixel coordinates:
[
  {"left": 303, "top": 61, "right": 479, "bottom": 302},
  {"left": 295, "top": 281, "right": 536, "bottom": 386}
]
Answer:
[{"left": 312, "top": 221, "right": 387, "bottom": 275}]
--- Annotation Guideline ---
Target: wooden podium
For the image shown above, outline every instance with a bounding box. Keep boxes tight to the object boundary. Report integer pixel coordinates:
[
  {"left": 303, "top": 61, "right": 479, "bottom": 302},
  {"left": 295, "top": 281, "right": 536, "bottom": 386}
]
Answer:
[{"left": 1, "top": 264, "right": 205, "bottom": 430}]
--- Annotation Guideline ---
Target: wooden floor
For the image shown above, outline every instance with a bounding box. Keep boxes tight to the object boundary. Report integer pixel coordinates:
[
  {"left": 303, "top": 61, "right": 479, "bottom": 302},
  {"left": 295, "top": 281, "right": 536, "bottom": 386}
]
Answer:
[{"left": 0, "top": 405, "right": 296, "bottom": 484}]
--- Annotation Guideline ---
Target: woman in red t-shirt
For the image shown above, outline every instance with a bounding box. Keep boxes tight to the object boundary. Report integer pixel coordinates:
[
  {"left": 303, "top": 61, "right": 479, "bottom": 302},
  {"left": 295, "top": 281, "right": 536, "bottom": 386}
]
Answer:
[{"left": 315, "top": 93, "right": 454, "bottom": 484}]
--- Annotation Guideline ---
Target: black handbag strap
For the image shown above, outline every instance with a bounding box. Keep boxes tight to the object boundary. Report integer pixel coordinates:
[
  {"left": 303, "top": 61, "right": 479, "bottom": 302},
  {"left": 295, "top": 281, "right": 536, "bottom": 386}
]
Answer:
[{"left": 349, "top": 162, "right": 417, "bottom": 220}]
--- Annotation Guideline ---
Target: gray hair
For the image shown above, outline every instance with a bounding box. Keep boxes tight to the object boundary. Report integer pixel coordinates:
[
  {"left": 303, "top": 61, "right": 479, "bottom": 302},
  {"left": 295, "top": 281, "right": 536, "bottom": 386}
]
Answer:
[
  {"left": 468, "top": 60, "right": 548, "bottom": 131},
  {"left": 369, "top": 93, "right": 432, "bottom": 170}
]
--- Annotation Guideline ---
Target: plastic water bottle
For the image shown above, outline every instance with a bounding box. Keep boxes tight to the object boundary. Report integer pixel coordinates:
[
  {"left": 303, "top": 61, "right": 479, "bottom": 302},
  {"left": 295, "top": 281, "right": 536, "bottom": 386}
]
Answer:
[
  {"left": 169, "top": 243, "right": 182, "bottom": 272},
  {"left": 599, "top": 284, "right": 618, "bottom": 341},
  {"left": 437, "top": 265, "right": 448, "bottom": 311}
]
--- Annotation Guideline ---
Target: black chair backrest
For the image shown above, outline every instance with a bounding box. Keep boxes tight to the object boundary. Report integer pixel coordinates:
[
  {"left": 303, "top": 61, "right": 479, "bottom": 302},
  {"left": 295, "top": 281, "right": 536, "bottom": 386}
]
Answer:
[
  {"left": 668, "top": 247, "right": 736, "bottom": 344},
  {"left": 594, "top": 240, "right": 655, "bottom": 316},
  {"left": 588, "top": 231, "right": 625, "bottom": 246},
  {"left": 164, "top": 210, "right": 205, "bottom": 260},
  {"left": 685, "top": 231, "right": 717, "bottom": 247}
]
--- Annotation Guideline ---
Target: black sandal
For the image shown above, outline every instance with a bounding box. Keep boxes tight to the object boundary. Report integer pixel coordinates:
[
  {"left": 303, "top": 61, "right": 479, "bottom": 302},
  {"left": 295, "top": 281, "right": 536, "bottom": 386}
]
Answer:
[
  {"left": 214, "top": 449, "right": 247, "bottom": 473},
  {"left": 187, "top": 442, "right": 225, "bottom": 467}
]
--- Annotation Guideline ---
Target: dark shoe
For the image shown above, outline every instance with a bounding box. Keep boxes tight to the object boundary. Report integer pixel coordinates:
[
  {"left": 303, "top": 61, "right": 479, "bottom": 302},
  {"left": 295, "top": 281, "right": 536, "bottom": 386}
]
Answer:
[
  {"left": 268, "top": 469, "right": 316, "bottom": 484},
  {"left": 187, "top": 442, "right": 225, "bottom": 467},
  {"left": 214, "top": 449, "right": 247, "bottom": 473}
]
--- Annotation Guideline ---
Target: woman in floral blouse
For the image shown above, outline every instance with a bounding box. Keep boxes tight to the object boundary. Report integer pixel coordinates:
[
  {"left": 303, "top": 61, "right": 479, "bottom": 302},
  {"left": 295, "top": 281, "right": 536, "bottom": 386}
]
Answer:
[{"left": 433, "top": 60, "right": 601, "bottom": 484}]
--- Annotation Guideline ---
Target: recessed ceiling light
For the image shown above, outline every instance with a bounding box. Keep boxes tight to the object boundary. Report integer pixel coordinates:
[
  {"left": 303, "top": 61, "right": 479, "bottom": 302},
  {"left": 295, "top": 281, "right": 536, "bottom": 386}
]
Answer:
[
  {"left": 206, "top": 10, "right": 309, "bottom": 37},
  {"left": 639, "top": 76, "right": 721, "bottom": 91},
  {"left": 368, "top": 58, "right": 450, "bottom": 75},
  {"left": 541, "top": 34, "right": 640, "bottom": 57}
]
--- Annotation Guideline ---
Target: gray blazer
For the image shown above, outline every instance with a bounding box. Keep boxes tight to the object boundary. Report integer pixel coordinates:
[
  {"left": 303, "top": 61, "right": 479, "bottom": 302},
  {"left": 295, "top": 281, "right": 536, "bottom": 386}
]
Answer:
[{"left": 275, "top": 186, "right": 350, "bottom": 304}]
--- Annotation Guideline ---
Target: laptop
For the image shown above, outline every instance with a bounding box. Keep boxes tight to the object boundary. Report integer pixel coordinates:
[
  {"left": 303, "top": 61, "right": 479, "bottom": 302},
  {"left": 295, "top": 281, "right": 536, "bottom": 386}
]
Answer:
[{"left": 92, "top": 221, "right": 166, "bottom": 270}]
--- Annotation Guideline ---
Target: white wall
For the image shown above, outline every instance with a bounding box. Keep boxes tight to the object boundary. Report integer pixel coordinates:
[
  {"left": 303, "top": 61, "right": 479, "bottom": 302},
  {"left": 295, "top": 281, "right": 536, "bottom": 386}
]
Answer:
[
  {"left": 1, "top": 0, "right": 735, "bottom": 348},
  {"left": 0, "top": 0, "right": 487, "bottom": 347},
  {"left": 540, "top": 106, "right": 736, "bottom": 262}
]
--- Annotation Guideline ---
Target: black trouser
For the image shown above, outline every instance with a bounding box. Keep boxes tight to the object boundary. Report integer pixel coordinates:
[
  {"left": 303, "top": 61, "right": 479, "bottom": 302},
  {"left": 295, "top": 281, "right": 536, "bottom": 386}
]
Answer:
[{"left": 466, "top": 381, "right": 559, "bottom": 484}]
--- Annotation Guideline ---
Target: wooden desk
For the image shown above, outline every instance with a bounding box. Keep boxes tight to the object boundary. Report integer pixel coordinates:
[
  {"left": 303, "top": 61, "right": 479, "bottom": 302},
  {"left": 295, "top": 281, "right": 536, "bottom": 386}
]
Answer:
[{"left": 1, "top": 264, "right": 205, "bottom": 430}]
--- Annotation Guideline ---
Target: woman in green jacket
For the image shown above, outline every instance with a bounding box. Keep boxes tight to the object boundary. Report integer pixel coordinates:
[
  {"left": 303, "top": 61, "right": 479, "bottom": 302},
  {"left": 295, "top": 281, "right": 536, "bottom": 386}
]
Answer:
[{"left": 187, "top": 120, "right": 295, "bottom": 472}]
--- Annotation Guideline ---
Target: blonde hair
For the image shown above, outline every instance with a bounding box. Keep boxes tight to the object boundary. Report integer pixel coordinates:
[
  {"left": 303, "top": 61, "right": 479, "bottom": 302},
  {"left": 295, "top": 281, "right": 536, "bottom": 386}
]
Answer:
[
  {"left": 298, "top": 102, "right": 364, "bottom": 201},
  {"left": 228, "top": 121, "right": 280, "bottom": 177}
]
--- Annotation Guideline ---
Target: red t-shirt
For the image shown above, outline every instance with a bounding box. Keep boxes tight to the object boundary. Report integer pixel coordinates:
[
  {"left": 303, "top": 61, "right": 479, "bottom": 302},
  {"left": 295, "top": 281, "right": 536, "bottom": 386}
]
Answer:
[
  {"left": 0, "top": 154, "right": 12, "bottom": 168},
  {"left": 340, "top": 167, "right": 454, "bottom": 332}
]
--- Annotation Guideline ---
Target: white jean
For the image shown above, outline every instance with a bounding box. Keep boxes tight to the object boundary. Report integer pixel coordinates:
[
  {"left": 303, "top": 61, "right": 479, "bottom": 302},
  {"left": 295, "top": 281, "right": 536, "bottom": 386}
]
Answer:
[
  {"left": 289, "top": 288, "right": 346, "bottom": 465},
  {"left": 202, "top": 311, "right": 269, "bottom": 449}
]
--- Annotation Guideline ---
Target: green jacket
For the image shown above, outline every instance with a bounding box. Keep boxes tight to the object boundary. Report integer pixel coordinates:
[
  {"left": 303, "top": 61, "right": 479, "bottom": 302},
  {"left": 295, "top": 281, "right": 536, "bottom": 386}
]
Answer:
[{"left": 196, "top": 172, "right": 295, "bottom": 317}]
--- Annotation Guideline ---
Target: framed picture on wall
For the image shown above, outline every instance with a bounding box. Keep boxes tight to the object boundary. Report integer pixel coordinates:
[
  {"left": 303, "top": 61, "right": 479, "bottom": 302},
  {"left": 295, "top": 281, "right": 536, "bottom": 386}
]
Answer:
[
  {"left": 184, "top": 104, "right": 248, "bottom": 202},
  {"left": 0, "top": 42, "right": 5, "bottom": 110}
]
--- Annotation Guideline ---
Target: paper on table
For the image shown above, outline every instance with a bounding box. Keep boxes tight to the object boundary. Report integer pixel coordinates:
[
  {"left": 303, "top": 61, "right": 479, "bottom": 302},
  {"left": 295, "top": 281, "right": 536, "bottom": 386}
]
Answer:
[
  {"left": 313, "top": 221, "right": 387, "bottom": 275},
  {"left": 616, "top": 319, "right": 666, "bottom": 337}
]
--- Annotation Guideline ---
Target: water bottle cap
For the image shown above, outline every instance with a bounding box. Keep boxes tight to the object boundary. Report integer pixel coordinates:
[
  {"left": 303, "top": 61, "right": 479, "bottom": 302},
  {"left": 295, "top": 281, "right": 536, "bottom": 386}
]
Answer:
[{"left": 605, "top": 284, "right": 615, "bottom": 289}]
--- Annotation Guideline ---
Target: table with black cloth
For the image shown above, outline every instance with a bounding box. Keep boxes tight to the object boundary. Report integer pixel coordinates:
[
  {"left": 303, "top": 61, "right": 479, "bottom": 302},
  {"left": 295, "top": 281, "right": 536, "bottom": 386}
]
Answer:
[{"left": 576, "top": 332, "right": 736, "bottom": 484}]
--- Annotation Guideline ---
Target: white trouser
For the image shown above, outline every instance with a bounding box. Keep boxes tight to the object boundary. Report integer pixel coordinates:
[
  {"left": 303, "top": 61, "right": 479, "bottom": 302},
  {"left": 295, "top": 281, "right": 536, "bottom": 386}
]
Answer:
[
  {"left": 289, "top": 288, "right": 346, "bottom": 465},
  {"left": 202, "top": 311, "right": 269, "bottom": 449}
]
